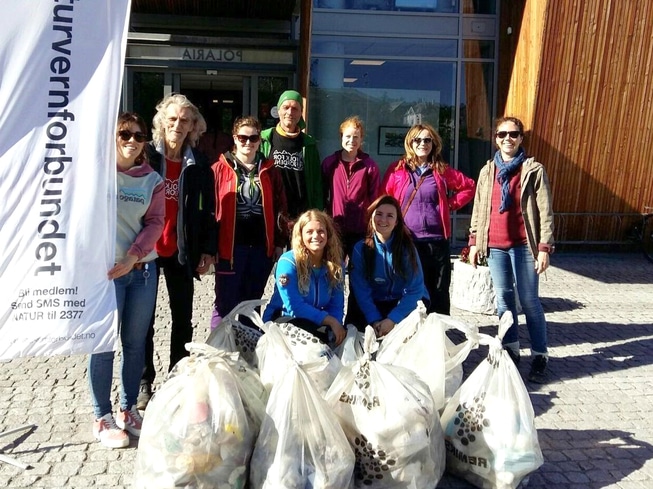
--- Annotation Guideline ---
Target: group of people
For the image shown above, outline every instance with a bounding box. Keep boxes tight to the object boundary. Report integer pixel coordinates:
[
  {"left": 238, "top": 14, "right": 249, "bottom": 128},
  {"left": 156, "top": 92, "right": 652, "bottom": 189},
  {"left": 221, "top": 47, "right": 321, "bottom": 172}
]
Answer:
[{"left": 89, "top": 89, "right": 555, "bottom": 449}]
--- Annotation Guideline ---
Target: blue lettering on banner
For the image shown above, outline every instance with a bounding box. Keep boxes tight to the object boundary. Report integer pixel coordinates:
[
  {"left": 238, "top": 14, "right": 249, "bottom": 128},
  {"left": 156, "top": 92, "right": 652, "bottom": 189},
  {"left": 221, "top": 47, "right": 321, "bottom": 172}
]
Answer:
[{"left": 36, "top": 0, "right": 80, "bottom": 277}]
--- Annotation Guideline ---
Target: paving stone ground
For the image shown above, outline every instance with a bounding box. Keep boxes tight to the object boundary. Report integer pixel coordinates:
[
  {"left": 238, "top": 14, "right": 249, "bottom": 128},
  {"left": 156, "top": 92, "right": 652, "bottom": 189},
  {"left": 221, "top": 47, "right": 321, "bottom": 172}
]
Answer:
[{"left": 0, "top": 252, "right": 652, "bottom": 488}]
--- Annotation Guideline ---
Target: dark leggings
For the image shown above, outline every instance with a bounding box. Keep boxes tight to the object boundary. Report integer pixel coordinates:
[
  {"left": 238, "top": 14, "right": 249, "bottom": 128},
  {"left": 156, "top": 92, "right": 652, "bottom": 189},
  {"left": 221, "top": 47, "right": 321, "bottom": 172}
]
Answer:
[{"left": 272, "top": 314, "right": 330, "bottom": 343}]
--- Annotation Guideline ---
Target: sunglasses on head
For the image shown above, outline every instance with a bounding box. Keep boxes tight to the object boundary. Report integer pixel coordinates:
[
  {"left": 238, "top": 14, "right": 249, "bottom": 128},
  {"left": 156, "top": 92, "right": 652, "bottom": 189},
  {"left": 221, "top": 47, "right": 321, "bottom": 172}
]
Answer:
[
  {"left": 235, "top": 134, "right": 260, "bottom": 144},
  {"left": 412, "top": 137, "right": 433, "bottom": 145},
  {"left": 495, "top": 130, "right": 522, "bottom": 139},
  {"left": 118, "top": 130, "right": 147, "bottom": 143}
]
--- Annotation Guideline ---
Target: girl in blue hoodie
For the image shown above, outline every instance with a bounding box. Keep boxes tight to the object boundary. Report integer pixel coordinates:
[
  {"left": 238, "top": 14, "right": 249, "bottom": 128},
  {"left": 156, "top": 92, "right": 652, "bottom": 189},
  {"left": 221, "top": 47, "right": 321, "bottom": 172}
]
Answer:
[
  {"left": 263, "top": 209, "right": 346, "bottom": 345},
  {"left": 347, "top": 195, "right": 429, "bottom": 336}
]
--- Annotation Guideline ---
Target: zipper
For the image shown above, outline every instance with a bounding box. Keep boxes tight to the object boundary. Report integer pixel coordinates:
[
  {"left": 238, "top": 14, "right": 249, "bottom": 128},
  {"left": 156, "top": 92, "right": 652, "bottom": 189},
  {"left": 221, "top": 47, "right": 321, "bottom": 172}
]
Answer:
[
  {"left": 228, "top": 164, "right": 238, "bottom": 268},
  {"left": 259, "top": 162, "right": 270, "bottom": 256},
  {"left": 381, "top": 243, "right": 394, "bottom": 297}
]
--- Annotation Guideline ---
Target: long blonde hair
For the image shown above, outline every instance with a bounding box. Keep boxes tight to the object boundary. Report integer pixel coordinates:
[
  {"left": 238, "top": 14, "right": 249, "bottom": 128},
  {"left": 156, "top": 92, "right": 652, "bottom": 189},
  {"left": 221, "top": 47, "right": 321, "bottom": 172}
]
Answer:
[
  {"left": 400, "top": 123, "right": 447, "bottom": 174},
  {"left": 291, "top": 210, "right": 344, "bottom": 295}
]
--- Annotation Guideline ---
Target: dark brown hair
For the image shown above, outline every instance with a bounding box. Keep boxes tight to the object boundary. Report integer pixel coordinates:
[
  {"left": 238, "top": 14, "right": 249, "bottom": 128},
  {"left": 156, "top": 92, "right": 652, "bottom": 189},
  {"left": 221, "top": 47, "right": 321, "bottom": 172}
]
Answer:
[
  {"left": 117, "top": 112, "right": 148, "bottom": 166},
  {"left": 362, "top": 194, "right": 419, "bottom": 280}
]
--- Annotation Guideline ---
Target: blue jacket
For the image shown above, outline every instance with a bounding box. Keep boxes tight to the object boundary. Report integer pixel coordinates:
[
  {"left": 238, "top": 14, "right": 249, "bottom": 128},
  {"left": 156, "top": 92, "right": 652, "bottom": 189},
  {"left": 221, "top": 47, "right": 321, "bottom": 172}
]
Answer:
[
  {"left": 349, "top": 234, "right": 428, "bottom": 325},
  {"left": 263, "top": 250, "right": 345, "bottom": 325}
]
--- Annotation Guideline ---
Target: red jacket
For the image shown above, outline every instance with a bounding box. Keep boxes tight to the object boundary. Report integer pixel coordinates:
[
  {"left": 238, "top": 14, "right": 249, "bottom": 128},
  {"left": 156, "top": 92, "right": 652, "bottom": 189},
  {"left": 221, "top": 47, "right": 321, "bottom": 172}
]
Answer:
[
  {"left": 382, "top": 160, "right": 475, "bottom": 240},
  {"left": 212, "top": 153, "right": 287, "bottom": 263}
]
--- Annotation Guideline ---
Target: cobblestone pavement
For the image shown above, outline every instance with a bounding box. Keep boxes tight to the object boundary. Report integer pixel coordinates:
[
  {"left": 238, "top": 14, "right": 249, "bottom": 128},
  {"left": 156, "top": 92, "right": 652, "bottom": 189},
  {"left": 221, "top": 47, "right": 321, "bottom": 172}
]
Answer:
[{"left": 1, "top": 252, "right": 652, "bottom": 488}]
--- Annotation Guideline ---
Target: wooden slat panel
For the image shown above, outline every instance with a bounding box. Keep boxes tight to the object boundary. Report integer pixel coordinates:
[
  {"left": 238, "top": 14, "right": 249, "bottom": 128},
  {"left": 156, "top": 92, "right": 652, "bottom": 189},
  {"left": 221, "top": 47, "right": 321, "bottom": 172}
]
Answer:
[{"left": 503, "top": 0, "right": 653, "bottom": 242}]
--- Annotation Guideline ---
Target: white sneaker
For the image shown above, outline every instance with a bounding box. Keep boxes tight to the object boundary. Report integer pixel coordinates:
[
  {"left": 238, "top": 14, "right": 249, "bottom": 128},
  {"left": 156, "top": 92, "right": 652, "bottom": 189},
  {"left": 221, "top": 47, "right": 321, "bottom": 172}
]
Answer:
[
  {"left": 93, "top": 413, "right": 129, "bottom": 449},
  {"left": 116, "top": 405, "right": 143, "bottom": 437}
]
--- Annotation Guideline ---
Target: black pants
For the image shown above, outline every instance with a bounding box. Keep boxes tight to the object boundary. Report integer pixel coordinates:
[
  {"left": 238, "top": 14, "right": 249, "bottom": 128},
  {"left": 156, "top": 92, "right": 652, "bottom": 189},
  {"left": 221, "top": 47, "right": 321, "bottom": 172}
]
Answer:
[
  {"left": 345, "top": 298, "right": 400, "bottom": 332},
  {"left": 414, "top": 239, "right": 451, "bottom": 315},
  {"left": 272, "top": 314, "right": 330, "bottom": 344},
  {"left": 142, "top": 254, "right": 195, "bottom": 384}
]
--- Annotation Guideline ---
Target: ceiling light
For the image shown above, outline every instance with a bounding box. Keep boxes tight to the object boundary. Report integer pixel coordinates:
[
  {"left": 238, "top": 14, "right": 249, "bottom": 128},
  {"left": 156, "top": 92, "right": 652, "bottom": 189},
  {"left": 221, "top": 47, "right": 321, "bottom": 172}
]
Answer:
[
  {"left": 350, "top": 60, "right": 385, "bottom": 66},
  {"left": 343, "top": 78, "right": 358, "bottom": 83}
]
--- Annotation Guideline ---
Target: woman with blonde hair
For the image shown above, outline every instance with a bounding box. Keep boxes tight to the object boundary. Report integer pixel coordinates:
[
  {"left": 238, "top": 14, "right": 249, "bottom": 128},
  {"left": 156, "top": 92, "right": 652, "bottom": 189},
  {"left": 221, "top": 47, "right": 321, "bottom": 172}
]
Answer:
[
  {"left": 263, "top": 209, "right": 346, "bottom": 345},
  {"left": 382, "top": 123, "right": 475, "bottom": 315}
]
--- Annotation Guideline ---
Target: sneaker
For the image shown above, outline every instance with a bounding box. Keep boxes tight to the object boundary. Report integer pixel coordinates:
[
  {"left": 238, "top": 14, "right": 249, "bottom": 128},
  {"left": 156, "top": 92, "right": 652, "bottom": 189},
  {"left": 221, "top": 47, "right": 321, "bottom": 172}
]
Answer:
[
  {"left": 116, "top": 405, "right": 143, "bottom": 437},
  {"left": 93, "top": 413, "right": 129, "bottom": 449},
  {"left": 528, "top": 355, "right": 549, "bottom": 384},
  {"left": 504, "top": 347, "right": 521, "bottom": 366},
  {"left": 136, "top": 382, "right": 152, "bottom": 410}
]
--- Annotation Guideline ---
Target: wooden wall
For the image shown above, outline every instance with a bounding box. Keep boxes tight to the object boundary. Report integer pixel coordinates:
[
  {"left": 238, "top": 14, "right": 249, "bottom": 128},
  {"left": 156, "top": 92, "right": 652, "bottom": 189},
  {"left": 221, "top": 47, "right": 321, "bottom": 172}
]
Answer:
[{"left": 500, "top": 0, "right": 653, "bottom": 243}]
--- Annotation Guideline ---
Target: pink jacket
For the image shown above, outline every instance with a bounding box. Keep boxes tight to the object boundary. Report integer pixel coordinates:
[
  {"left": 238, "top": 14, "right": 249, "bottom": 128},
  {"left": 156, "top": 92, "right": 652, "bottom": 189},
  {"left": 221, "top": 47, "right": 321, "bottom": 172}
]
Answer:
[
  {"left": 382, "top": 160, "right": 476, "bottom": 239},
  {"left": 322, "top": 150, "right": 381, "bottom": 236}
]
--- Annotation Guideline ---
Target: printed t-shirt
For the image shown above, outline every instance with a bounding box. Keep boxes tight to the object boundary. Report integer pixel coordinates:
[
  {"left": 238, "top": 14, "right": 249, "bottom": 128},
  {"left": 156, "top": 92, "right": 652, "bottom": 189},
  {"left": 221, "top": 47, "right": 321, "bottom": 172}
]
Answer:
[{"left": 156, "top": 158, "right": 181, "bottom": 257}]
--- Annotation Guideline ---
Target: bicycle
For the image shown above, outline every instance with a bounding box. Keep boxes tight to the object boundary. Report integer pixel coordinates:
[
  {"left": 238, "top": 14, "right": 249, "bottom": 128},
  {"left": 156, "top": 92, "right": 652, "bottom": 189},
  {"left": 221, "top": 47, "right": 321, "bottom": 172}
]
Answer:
[{"left": 633, "top": 206, "right": 653, "bottom": 263}]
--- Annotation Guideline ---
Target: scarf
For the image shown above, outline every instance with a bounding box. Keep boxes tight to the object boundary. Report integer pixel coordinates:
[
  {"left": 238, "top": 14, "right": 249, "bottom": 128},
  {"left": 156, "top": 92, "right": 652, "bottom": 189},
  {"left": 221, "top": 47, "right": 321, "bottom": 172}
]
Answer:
[{"left": 494, "top": 147, "right": 525, "bottom": 213}]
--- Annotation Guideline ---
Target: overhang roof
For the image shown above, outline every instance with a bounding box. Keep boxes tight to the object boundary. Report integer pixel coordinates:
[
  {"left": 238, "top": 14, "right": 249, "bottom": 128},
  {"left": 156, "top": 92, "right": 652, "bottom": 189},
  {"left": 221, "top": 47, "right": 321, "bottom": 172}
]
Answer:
[{"left": 130, "top": 0, "right": 298, "bottom": 20}]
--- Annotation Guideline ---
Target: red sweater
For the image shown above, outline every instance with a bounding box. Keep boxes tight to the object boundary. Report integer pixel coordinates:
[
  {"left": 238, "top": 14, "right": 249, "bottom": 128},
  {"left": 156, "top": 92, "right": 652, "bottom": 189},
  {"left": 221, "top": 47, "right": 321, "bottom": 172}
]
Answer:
[{"left": 488, "top": 169, "right": 528, "bottom": 249}]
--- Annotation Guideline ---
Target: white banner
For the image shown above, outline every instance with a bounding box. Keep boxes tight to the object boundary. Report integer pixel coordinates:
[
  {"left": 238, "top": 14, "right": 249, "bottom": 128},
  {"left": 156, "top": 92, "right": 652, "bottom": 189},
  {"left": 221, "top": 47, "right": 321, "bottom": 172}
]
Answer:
[{"left": 0, "top": 0, "right": 132, "bottom": 359}]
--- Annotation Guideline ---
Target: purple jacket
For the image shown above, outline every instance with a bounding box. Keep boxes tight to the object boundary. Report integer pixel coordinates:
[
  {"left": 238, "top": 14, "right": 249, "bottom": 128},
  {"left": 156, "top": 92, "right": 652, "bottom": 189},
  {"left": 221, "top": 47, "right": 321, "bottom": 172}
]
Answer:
[
  {"left": 382, "top": 160, "right": 475, "bottom": 240},
  {"left": 322, "top": 150, "right": 381, "bottom": 236}
]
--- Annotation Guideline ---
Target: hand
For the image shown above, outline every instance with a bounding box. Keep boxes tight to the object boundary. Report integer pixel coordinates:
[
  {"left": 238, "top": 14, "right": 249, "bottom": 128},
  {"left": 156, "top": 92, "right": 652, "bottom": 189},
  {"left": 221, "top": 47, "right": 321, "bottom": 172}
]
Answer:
[
  {"left": 196, "top": 253, "right": 214, "bottom": 275},
  {"left": 108, "top": 254, "right": 138, "bottom": 280},
  {"left": 374, "top": 318, "right": 396, "bottom": 337},
  {"left": 535, "top": 251, "right": 549, "bottom": 274},
  {"left": 469, "top": 245, "right": 479, "bottom": 268},
  {"left": 323, "top": 316, "right": 346, "bottom": 346}
]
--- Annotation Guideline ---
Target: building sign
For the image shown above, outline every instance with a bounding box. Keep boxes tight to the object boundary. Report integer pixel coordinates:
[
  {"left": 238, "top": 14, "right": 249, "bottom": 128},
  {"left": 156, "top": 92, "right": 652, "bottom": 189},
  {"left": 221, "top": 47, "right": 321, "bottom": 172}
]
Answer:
[
  {"left": 127, "top": 45, "right": 294, "bottom": 65},
  {"left": 182, "top": 48, "right": 242, "bottom": 62}
]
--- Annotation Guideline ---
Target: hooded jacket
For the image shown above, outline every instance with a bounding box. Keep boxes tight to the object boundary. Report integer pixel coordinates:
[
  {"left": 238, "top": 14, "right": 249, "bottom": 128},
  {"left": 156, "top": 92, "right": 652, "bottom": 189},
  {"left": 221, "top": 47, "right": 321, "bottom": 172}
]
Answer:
[
  {"left": 349, "top": 234, "right": 428, "bottom": 325},
  {"left": 322, "top": 150, "right": 381, "bottom": 236},
  {"left": 382, "top": 160, "right": 476, "bottom": 239},
  {"left": 211, "top": 152, "right": 287, "bottom": 264},
  {"left": 469, "top": 156, "right": 555, "bottom": 258},
  {"left": 262, "top": 250, "right": 345, "bottom": 326},
  {"left": 260, "top": 126, "right": 323, "bottom": 211},
  {"left": 146, "top": 142, "right": 217, "bottom": 278}
]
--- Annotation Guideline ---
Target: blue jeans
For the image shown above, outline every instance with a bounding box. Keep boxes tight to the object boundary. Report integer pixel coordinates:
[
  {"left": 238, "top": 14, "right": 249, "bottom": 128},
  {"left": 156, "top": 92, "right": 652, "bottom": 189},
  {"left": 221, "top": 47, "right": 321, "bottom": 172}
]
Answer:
[
  {"left": 89, "top": 264, "right": 157, "bottom": 418},
  {"left": 487, "top": 246, "right": 548, "bottom": 355}
]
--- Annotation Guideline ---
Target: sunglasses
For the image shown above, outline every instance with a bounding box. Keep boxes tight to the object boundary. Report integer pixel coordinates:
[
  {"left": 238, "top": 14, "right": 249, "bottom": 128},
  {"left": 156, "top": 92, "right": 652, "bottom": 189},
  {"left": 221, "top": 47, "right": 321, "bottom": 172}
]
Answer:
[
  {"left": 495, "top": 131, "right": 522, "bottom": 139},
  {"left": 235, "top": 134, "right": 260, "bottom": 144},
  {"left": 118, "top": 130, "right": 147, "bottom": 143},
  {"left": 412, "top": 137, "right": 433, "bottom": 145}
]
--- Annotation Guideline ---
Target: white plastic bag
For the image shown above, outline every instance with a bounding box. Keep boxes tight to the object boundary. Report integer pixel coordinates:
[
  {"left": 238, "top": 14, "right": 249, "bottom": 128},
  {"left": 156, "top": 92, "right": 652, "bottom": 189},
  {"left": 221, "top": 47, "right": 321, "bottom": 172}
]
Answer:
[
  {"left": 440, "top": 313, "right": 544, "bottom": 489},
  {"left": 257, "top": 319, "right": 342, "bottom": 397},
  {"left": 326, "top": 326, "right": 446, "bottom": 488},
  {"left": 206, "top": 299, "right": 265, "bottom": 367},
  {"left": 376, "top": 302, "right": 447, "bottom": 411},
  {"left": 435, "top": 314, "right": 481, "bottom": 406},
  {"left": 133, "top": 344, "right": 267, "bottom": 489},
  {"left": 334, "top": 324, "right": 365, "bottom": 366},
  {"left": 249, "top": 324, "right": 355, "bottom": 489},
  {"left": 451, "top": 260, "right": 496, "bottom": 315}
]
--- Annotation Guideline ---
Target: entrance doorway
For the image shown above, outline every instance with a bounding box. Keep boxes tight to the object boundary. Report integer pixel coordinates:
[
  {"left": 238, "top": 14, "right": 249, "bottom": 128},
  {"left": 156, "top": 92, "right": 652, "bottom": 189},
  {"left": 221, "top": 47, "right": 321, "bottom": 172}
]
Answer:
[{"left": 127, "top": 69, "right": 292, "bottom": 160}]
